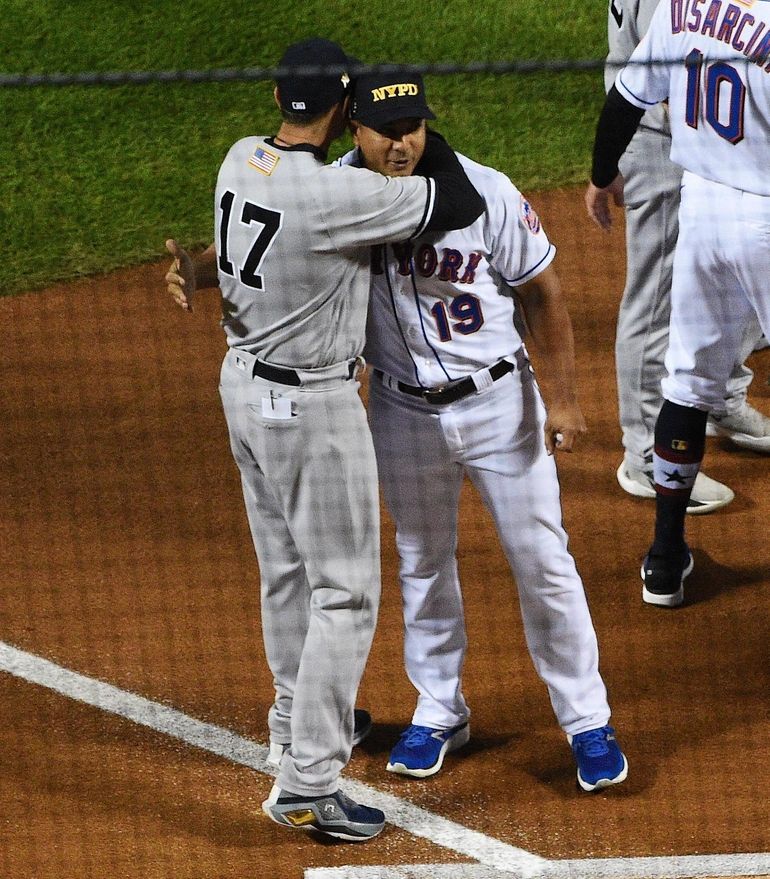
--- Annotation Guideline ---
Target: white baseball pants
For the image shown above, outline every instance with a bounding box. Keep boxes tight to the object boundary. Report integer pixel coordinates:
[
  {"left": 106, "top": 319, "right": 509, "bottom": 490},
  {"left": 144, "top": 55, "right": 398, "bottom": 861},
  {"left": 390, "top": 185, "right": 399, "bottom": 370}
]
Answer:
[
  {"left": 368, "top": 361, "right": 611, "bottom": 736},
  {"left": 663, "top": 173, "right": 770, "bottom": 413},
  {"left": 616, "top": 128, "right": 761, "bottom": 469}
]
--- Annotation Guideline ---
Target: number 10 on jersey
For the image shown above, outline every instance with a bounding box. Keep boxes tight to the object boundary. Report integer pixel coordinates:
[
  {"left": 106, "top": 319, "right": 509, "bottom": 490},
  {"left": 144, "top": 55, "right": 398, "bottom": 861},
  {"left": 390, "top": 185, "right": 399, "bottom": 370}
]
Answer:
[{"left": 685, "top": 49, "right": 745, "bottom": 144}]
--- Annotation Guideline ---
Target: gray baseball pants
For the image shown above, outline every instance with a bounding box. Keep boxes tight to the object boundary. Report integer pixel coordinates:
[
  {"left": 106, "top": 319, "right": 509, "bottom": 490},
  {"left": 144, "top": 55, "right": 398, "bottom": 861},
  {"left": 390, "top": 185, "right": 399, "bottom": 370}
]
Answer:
[{"left": 218, "top": 349, "right": 380, "bottom": 797}]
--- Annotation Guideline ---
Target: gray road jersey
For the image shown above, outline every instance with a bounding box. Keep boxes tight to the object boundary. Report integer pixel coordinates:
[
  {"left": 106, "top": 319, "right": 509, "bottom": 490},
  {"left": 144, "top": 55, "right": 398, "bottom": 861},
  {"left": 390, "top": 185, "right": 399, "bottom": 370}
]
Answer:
[
  {"left": 214, "top": 136, "right": 435, "bottom": 368},
  {"left": 605, "top": 0, "right": 669, "bottom": 135}
]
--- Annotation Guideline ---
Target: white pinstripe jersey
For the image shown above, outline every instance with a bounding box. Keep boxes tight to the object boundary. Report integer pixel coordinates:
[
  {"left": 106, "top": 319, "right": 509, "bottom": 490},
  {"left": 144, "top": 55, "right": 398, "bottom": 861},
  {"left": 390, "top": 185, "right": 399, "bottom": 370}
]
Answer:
[
  {"left": 214, "top": 136, "right": 435, "bottom": 368},
  {"left": 616, "top": 0, "right": 770, "bottom": 195},
  {"left": 338, "top": 148, "right": 555, "bottom": 386}
]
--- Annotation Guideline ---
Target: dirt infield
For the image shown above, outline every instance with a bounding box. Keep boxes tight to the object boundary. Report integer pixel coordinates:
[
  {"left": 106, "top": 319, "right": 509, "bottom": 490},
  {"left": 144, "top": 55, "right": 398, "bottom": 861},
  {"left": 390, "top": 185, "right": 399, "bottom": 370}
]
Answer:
[{"left": 1, "top": 187, "right": 768, "bottom": 879}]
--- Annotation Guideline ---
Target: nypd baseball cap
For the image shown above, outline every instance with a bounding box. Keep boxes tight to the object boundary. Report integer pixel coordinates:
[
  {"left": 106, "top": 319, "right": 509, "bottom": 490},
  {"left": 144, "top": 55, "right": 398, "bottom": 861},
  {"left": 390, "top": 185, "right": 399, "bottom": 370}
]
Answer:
[
  {"left": 276, "top": 38, "right": 352, "bottom": 117},
  {"left": 350, "top": 72, "right": 436, "bottom": 129}
]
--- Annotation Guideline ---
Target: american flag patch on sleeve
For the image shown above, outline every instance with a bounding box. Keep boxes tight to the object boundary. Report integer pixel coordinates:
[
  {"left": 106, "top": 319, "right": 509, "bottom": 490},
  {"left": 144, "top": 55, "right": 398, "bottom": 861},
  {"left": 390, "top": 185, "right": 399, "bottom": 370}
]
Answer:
[{"left": 248, "top": 147, "right": 280, "bottom": 175}]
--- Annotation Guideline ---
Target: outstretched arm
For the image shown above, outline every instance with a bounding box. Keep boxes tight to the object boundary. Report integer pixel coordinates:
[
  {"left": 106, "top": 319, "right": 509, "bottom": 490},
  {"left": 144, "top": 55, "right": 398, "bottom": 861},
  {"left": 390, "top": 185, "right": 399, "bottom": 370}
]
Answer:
[
  {"left": 164, "top": 240, "right": 218, "bottom": 312},
  {"left": 515, "top": 263, "right": 587, "bottom": 456}
]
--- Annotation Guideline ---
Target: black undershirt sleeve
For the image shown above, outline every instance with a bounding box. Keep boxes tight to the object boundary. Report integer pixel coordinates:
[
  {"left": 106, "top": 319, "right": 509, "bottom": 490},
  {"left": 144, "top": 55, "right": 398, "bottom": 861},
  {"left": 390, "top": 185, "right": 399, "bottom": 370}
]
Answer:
[
  {"left": 415, "top": 130, "right": 485, "bottom": 232},
  {"left": 591, "top": 86, "right": 647, "bottom": 188}
]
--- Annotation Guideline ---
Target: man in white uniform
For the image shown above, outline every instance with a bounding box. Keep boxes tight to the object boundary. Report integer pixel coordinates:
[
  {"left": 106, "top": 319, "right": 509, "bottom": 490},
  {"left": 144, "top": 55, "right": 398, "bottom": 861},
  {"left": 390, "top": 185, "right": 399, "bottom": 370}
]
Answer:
[
  {"left": 165, "top": 39, "right": 484, "bottom": 840},
  {"left": 587, "top": 0, "right": 770, "bottom": 606},
  {"left": 605, "top": 0, "right": 770, "bottom": 518},
  {"left": 340, "top": 73, "right": 628, "bottom": 791}
]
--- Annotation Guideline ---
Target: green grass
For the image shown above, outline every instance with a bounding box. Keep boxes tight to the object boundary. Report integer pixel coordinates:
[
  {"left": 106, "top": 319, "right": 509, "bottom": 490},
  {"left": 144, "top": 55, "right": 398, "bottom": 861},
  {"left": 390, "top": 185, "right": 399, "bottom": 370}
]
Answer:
[{"left": 0, "top": 0, "right": 608, "bottom": 296}]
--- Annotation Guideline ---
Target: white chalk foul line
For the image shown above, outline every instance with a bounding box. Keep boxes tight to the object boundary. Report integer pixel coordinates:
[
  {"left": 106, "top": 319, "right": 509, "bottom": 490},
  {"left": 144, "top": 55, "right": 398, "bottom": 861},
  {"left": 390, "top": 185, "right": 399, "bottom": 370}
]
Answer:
[
  {"left": 306, "top": 869, "right": 512, "bottom": 879},
  {"left": 0, "top": 640, "right": 540, "bottom": 873},
  {"left": 307, "top": 855, "right": 770, "bottom": 879},
  {"left": 2, "top": 641, "right": 769, "bottom": 879}
]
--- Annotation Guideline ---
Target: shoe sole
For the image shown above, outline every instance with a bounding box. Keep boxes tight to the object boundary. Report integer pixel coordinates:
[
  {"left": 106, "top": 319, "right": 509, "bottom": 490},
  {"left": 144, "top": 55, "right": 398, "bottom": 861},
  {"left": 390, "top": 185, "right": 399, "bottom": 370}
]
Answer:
[
  {"left": 616, "top": 462, "right": 734, "bottom": 515},
  {"left": 616, "top": 462, "right": 656, "bottom": 499},
  {"left": 685, "top": 492, "right": 734, "bottom": 515},
  {"left": 262, "top": 787, "right": 384, "bottom": 842},
  {"left": 386, "top": 723, "right": 471, "bottom": 778},
  {"left": 262, "top": 804, "right": 384, "bottom": 841},
  {"left": 641, "top": 553, "right": 694, "bottom": 607},
  {"left": 710, "top": 427, "right": 770, "bottom": 453},
  {"left": 577, "top": 754, "right": 629, "bottom": 792}
]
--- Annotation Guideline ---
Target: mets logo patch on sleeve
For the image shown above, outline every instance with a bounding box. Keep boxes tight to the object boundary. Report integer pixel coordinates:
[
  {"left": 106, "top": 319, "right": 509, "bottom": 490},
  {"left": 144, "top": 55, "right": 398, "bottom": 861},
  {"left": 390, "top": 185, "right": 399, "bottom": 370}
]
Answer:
[
  {"left": 248, "top": 146, "right": 280, "bottom": 176},
  {"left": 520, "top": 195, "right": 541, "bottom": 235}
]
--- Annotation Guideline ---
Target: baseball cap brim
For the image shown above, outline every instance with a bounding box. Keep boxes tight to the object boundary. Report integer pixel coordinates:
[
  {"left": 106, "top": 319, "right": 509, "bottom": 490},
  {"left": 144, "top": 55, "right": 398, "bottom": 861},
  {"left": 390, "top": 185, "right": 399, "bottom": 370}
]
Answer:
[{"left": 354, "top": 103, "right": 435, "bottom": 129}]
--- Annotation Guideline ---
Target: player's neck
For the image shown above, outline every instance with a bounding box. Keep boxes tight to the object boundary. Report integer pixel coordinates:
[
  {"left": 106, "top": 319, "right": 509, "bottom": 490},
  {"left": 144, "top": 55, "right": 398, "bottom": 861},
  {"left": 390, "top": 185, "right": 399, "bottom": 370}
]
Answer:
[
  {"left": 274, "top": 125, "right": 326, "bottom": 149},
  {"left": 274, "top": 104, "right": 344, "bottom": 155}
]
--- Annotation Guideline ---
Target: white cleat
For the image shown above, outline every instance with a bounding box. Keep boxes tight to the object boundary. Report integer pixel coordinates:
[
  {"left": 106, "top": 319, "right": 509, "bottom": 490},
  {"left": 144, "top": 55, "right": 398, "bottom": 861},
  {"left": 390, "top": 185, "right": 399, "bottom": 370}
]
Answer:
[
  {"left": 706, "top": 403, "right": 770, "bottom": 453},
  {"left": 616, "top": 461, "right": 734, "bottom": 515}
]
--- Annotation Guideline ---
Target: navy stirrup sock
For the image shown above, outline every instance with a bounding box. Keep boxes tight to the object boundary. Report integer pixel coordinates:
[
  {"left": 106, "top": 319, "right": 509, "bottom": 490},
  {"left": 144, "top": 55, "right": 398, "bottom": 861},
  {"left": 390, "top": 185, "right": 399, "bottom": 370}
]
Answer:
[{"left": 650, "top": 401, "right": 708, "bottom": 556}]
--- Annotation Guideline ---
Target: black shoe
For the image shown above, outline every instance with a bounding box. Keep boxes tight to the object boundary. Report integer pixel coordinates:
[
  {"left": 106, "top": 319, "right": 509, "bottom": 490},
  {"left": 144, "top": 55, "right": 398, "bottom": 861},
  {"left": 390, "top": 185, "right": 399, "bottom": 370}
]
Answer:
[
  {"left": 262, "top": 784, "right": 385, "bottom": 841},
  {"left": 641, "top": 547, "right": 694, "bottom": 607},
  {"left": 352, "top": 708, "right": 372, "bottom": 746}
]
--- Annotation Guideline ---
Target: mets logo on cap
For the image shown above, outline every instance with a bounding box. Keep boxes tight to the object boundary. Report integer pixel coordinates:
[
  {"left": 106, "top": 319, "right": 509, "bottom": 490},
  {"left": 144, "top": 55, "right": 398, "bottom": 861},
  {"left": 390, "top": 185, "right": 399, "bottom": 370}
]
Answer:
[{"left": 520, "top": 195, "right": 541, "bottom": 235}]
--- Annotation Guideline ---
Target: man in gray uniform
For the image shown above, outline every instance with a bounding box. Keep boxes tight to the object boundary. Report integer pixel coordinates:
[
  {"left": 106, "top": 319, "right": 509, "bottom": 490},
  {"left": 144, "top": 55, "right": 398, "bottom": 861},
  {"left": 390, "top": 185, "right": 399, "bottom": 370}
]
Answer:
[
  {"left": 164, "top": 38, "right": 483, "bottom": 842},
  {"left": 606, "top": 0, "right": 770, "bottom": 514}
]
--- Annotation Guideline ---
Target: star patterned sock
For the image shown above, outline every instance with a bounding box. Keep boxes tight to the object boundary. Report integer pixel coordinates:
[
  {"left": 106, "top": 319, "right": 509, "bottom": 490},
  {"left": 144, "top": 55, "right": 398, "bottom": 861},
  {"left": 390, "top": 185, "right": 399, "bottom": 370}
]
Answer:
[{"left": 650, "top": 400, "right": 708, "bottom": 557}]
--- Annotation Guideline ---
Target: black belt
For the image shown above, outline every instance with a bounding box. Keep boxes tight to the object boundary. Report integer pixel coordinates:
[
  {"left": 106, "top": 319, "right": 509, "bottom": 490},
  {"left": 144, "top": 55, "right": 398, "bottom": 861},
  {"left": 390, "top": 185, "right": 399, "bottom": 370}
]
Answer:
[
  {"left": 251, "top": 357, "right": 357, "bottom": 386},
  {"left": 375, "top": 358, "right": 515, "bottom": 405}
]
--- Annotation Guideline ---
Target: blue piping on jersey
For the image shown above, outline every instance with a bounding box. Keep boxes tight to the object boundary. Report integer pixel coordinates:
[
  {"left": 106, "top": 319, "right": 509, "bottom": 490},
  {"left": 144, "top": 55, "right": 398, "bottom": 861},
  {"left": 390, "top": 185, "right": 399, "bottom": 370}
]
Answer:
[
  {"left": 502, "top": 244, "right": 555, "bottom": 286},
  {"left": 383, "top": 244, "right": 425, "bottom": 387},
  {"left": 617, "top": 71, "right": 659, "bottom": 107},
  {"left": 408, "top": 256, "right": 454, "bottom": 384}
]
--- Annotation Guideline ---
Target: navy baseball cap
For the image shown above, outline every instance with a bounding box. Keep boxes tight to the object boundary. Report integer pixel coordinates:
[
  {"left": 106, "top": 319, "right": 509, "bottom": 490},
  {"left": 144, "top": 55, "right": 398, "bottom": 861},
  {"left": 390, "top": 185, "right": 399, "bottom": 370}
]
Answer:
[
  {"left": 276, "top": 38, "right": 352, "bottom": 117},
  {"left": 350, "top": 72, "right": 436, "bottom": 129}
]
